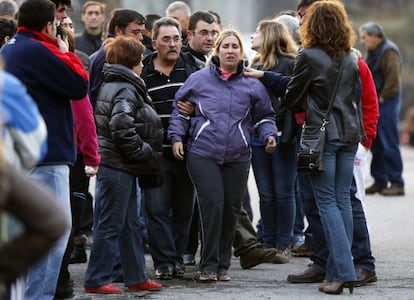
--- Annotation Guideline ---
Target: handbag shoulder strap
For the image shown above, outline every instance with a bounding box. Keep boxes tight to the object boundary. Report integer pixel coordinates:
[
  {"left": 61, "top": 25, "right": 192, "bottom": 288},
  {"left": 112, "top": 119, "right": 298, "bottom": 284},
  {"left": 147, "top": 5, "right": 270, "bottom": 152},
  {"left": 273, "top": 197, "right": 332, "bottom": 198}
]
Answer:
[{"left": 324, "top": 57, "right": 346, "bottom": 120}]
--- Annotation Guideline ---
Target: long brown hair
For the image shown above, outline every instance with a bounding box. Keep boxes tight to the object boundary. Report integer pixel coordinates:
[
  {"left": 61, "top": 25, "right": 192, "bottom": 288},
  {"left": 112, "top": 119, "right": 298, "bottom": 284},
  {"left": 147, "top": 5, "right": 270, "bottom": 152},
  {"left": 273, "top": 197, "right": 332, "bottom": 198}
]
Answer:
[
  {"left": 300, "top": 0, "right": 355, "bottom": 59},
  {"left": 250, "top": 20, "right": 298, "bottom": 70}
]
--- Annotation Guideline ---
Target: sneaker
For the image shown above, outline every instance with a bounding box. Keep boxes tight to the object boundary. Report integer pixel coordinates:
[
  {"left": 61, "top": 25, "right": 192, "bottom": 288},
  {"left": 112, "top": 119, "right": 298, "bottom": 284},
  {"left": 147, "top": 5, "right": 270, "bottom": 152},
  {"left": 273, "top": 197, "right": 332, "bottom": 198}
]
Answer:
[
  {"left": 84, "top": 284, "right": 122, "bottom": 294},
  {"left": 218, "top": 270, "right": 231, "bottom": 281},
  {"left": 199, "top": 271, "right": 218, "bottom": 282},
  {"left": 128, "top": 279, "right": 162, "bottom": 292},
  {"left": 154, "top": 266, "right": 173, "bottom": 280},
  {"left": 291, "top": 244, "right": 313, "bottom": 257},
  {"left": 272, "top": 248, "right": 290, "bottom": 264},
  {"left": 239, "top": 246, "right": 277, "bottom": 269}
]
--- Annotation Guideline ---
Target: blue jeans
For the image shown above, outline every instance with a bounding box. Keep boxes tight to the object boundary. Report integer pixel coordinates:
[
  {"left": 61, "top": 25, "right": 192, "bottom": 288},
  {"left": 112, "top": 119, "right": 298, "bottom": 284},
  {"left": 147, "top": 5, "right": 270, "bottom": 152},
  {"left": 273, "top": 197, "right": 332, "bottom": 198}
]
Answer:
[
  {"left": 143, "top": 158, "right": 195, "bottom": 269},
  {"left": 300, "top": 174, "right": 376, "bottom": 273},
  {"left": 350, "top": 182, "right": 376, "bottom": 272},
  {"left": 26, "top": 165, "right": 71, "bottom": 300},
  {"left": 84, "top": 166, "right": 148, "bottom": 287},
  {"left": 371, "top": 95, "right": 404, "bottom": 187},
  {"left": 251, "top": 143, "right": 296, "bottom": 249},
  {"left": 309, "top": 141, "right": 357, "bottom": 282}
]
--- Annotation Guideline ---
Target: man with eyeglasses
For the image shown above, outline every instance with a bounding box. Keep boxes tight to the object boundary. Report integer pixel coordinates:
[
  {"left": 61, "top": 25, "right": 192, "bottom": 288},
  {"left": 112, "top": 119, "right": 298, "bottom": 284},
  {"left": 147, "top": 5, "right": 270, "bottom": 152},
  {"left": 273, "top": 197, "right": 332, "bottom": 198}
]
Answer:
[
  {"left": 141, "top": 17, "right": 203, "bottom": 281},
  {"left": 182, "top": 11, "right": 217, "bottom": 63}
]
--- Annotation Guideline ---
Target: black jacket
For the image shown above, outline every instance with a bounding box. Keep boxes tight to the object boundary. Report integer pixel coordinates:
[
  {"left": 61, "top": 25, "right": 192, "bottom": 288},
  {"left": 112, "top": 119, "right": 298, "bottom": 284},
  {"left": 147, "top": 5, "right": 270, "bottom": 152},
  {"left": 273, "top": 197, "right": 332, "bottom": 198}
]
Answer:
[
  {"left": 285, "top": 47, "right": 365, "bottom": 143},
  {"left": 94, "top": 63, "right": 164, "bottom": 178}
]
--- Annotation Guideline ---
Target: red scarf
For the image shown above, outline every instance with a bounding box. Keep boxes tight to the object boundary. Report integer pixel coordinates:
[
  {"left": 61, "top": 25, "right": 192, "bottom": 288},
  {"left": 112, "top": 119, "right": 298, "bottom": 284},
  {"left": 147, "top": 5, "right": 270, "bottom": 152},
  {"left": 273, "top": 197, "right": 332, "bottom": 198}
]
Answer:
[{"left": 17, "top": 26, "right": 88, "bottom": 81}]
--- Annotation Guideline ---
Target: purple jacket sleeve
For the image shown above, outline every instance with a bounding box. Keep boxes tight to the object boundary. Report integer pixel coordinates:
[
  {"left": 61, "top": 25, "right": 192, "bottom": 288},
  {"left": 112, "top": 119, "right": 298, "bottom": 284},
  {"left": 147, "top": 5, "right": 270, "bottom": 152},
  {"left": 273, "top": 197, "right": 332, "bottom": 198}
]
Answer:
[{"left": 167, "top": 80, "right": 194, "bottom": 144}]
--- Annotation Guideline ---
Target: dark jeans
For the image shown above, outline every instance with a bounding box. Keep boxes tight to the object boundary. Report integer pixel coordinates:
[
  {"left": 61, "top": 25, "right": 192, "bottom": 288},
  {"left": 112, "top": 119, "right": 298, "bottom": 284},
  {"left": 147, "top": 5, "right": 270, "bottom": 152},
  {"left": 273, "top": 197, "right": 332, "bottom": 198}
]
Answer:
[
  {"left": 251, "top": 143, "right": 296, "bottom": 249},
  {"left": 84, "top": 166, "right": 148, "bottom": 287},
  {"left": 187, "top": 153, "right": 249, "bottom": 273},
  {"left": 371, "top": 95, "right": 404, "bottom": 188},
  {"left": 299, "top": 143, "right": 375, "bottom": 277},
  {"left": 143, "top": 158, "right": 195, "bottom": 270}
]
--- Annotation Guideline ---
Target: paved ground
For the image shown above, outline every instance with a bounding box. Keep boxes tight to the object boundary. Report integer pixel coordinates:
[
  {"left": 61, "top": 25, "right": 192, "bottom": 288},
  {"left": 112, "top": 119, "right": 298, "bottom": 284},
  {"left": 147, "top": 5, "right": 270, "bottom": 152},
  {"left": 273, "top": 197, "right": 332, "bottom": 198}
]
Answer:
[{"left": 70, "top": 145, "right": 414, "bottom": 299}]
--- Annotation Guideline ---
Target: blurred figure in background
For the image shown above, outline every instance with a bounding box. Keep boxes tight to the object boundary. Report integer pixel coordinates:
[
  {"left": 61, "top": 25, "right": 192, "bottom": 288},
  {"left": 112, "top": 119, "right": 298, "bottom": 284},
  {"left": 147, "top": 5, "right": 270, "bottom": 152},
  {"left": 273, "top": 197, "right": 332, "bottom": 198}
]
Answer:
[
  {"left": 74, "top": 1, "right": 106, "bottom": 55},
  {"left": 359, "top": 22, "right": 405, "bottom": 196}
]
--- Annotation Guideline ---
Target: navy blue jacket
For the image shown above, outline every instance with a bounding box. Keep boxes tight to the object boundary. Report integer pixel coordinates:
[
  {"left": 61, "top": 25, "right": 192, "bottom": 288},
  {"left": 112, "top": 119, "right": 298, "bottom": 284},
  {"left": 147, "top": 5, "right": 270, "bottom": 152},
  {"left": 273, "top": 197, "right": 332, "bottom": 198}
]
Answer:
[{"left": 1, "top": 29, "right": 88, "bottom": 165}]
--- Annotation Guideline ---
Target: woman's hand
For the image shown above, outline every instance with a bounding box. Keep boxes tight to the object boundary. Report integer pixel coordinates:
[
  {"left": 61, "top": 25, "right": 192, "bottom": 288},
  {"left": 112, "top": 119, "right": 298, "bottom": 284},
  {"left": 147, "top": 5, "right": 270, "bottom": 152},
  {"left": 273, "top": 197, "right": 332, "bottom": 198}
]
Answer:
[
  {"left": 265, "top": 136, "right": 276, "bottom": 153},
  {"left": 172, "top": 142, "right": 185, "bottom": 160},
  {"left": 177, "top": 101, "right": 195, "bottom": 115},
  {"left": 244, "top": 67, "right": 265, "bottom": 79}
]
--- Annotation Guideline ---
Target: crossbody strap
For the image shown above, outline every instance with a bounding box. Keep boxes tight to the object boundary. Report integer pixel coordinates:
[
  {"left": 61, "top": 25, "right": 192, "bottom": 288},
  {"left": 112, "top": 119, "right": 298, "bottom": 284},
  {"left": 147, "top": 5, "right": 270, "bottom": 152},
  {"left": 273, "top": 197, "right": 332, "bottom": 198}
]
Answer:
[{"left": 323, "top": 57, "right": 346, "bottom": 123}]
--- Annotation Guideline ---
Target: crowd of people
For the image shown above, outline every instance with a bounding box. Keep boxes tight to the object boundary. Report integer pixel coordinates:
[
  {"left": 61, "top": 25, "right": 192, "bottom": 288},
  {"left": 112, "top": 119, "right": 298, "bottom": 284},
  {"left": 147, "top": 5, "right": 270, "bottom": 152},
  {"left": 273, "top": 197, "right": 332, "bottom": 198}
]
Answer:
[{"left": 0, "top": 0, "right": 405, "bottom": 298}]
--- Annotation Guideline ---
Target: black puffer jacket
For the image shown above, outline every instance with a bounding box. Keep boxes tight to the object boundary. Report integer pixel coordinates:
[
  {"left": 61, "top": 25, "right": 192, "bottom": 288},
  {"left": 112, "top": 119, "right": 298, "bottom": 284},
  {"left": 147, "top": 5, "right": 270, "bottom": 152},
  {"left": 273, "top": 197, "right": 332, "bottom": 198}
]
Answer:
[
  {"left": 94, "top": 63, "right": 163, "bottom": 177},
  {"left": 285, "top": 47, "right": 365, "bottom": 143}
]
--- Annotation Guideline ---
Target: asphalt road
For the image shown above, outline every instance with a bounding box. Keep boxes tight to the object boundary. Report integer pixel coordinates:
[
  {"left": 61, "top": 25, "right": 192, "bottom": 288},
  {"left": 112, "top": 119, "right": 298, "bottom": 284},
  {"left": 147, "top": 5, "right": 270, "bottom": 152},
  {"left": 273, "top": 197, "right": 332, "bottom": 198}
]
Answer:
[{"left": 70, "top": 145, "right": 414, "bottom": 299}]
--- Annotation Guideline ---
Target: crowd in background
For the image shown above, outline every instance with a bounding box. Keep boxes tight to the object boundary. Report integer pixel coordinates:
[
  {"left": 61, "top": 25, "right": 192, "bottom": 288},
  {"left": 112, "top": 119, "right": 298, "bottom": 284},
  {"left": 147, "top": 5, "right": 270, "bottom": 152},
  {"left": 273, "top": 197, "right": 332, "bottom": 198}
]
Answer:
[{"left": 0, "top": 0, "right": 405, "bottom": 298}]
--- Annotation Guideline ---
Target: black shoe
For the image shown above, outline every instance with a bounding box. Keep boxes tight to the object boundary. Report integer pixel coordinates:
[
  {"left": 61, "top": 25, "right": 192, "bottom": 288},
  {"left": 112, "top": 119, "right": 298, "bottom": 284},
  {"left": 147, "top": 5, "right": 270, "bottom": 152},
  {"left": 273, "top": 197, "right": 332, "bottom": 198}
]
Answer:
[
  {"left": 69, "top": 247, "right": 87, "bottom": 264},
  {"left": 54, "top": 284, "right": 74, "bottom": 299},
  {"left": 173, "top": 265, "right": 185, "bottom": 278},
  {"left": 154, "top": 266, "right": 173, "bottom": 280}
]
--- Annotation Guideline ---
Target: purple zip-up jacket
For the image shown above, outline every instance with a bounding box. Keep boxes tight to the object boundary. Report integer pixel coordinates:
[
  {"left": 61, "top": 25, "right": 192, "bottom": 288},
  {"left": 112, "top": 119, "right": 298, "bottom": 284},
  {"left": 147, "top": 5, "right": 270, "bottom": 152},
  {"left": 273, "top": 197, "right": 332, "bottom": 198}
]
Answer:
[{"left": 168, "top": 60, "right": 277, "bottom": 164}]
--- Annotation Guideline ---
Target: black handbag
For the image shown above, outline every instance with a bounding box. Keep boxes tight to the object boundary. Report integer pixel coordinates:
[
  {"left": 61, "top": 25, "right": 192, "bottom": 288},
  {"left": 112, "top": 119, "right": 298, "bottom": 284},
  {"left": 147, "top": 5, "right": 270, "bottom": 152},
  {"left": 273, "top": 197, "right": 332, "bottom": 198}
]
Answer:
[{"left": 296, "top": 59, "right": 345, "bottom": 173}]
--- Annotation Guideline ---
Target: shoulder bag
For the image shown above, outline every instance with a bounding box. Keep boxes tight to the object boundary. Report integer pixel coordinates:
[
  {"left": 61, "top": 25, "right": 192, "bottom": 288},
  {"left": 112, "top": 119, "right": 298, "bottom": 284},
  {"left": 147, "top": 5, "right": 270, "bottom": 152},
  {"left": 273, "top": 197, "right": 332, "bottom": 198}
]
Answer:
[{"left": 296, "top": 59, "right": 345, "bottom": 173}]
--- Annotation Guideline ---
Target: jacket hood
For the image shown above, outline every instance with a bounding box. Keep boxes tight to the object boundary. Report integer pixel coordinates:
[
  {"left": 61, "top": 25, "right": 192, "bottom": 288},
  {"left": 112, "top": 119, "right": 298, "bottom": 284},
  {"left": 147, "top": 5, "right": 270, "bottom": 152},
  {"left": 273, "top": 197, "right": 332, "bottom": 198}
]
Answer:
[{"left": 102, "top": 63, "right": 151, "bottom": 104}]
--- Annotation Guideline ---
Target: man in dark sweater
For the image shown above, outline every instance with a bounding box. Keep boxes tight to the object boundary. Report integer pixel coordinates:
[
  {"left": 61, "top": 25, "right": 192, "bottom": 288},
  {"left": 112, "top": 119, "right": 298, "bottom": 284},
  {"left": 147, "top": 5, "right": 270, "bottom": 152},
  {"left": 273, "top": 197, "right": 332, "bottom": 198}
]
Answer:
[{"left": 74, "top": 1, "right": 105, "bottom": 55}]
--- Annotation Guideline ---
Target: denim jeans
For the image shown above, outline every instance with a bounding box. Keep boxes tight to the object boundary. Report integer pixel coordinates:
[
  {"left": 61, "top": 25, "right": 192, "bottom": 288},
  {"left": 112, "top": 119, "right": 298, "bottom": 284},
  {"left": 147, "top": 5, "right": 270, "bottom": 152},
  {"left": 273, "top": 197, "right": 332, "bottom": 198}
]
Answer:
[
  {"left": 251, "top": 142, "right": 296, "bottom": 249},
  {"left": 309, "top": 141, "right": 357, "bottom": 282},
  {"left": 371, "top": 95, "right": 404, "bottom": 188},
  {"left": 25, "top": 165, "right": 71, "bottom": 300},
  {"left": 299, "top": 144, "right": 376, "bottom": 274},
  {"left": 84, "top": 166, "right": 148, "bottom": 287},
  {"left": 143, "top": 158, "right": 195, "bottom": 269}
]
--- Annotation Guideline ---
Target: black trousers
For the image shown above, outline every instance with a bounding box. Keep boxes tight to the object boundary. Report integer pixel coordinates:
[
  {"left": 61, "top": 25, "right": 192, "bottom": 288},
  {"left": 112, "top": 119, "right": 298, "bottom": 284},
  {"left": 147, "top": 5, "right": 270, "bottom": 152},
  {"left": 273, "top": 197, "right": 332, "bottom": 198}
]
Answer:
[{"left": 186, "top": 153, "right": 249, "bottom": 273}]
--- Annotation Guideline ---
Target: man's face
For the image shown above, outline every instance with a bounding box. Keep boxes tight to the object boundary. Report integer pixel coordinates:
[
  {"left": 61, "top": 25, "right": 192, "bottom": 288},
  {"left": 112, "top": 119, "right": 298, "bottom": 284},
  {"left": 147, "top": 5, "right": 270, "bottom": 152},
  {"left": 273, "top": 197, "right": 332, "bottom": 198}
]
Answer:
[
  {"left": 55, "top": 4, "right": 69, "bottom": 22},
  {"left": 153, "top": 25, "right": 182, "bottom": 62},
  {"left": 166, "top": 10, "right": 188, "bottom": 32},
  {"left": 81, "top": 5, "right": 105, "bottom": 32},
  {"left": 187, "top": 20, "right": 217, "bottom": 55},
  {"left": 115, "top": 22, "right": 145, "bottom": 41},
  {"left": 359, "top": 30, "right": 379, "bottom": 52},
  {"left": 46, "top": 18, "right": 58, "bottom": 39}
]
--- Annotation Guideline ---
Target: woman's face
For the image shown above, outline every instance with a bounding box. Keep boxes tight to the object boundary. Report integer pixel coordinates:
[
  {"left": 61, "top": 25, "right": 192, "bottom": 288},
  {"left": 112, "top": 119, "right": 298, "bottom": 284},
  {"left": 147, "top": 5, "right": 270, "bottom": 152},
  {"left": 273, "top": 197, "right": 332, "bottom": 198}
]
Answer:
[
  {"left": 132, "top": 56, "right": 144, "bottom": 76},
  {"left": 218, "top": 35, "right": 241, "bottom": 72},
  {"left": 250, "top": 27, "right": 263, "bottom": 52}
]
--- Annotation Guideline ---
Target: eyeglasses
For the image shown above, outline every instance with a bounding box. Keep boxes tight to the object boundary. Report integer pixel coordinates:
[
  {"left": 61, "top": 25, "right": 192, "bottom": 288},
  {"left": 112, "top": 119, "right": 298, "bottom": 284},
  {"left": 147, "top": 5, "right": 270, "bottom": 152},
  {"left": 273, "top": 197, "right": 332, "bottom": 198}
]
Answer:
[
  {"left": 160, "top": 36, "right": 182, "bottom": 45},
  {"left": 194, "top": 30, "right": 219, "bottom": 38}
]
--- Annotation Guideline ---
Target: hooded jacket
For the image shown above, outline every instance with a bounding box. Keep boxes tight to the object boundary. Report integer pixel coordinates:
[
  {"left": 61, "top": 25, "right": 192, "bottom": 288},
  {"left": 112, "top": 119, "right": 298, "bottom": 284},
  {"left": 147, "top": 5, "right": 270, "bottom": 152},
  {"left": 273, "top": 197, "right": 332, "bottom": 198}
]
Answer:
[
  {"left": 168, "top": 57, "right": 277, "bottom": 164},
  {"left": 94, "top": 63, "right": 163, "bottom": 176}
]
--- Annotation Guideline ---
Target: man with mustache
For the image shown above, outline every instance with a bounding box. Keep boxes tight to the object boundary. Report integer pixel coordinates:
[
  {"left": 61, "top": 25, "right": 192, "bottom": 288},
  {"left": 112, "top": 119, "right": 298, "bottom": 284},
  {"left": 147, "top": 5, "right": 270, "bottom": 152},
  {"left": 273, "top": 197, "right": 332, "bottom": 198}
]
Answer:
[{"left": 141, "top": 17, "right": 203, "bottom": 280}]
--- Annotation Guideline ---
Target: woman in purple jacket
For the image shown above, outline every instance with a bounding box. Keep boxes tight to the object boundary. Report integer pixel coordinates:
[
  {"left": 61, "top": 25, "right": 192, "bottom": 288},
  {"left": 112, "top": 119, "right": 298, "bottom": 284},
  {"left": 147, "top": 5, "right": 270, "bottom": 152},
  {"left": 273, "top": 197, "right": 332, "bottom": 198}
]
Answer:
[{"left": 168, "top": 29, "right": 277, "bottom": 283}]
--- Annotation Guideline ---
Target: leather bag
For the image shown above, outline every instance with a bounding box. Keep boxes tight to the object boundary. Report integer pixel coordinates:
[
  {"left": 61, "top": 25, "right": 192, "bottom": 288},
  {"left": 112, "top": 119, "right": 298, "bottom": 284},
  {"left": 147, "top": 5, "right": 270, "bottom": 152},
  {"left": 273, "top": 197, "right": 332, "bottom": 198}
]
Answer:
[{"left": 296, "top": 58, "right": 345, "bottom": 173}]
